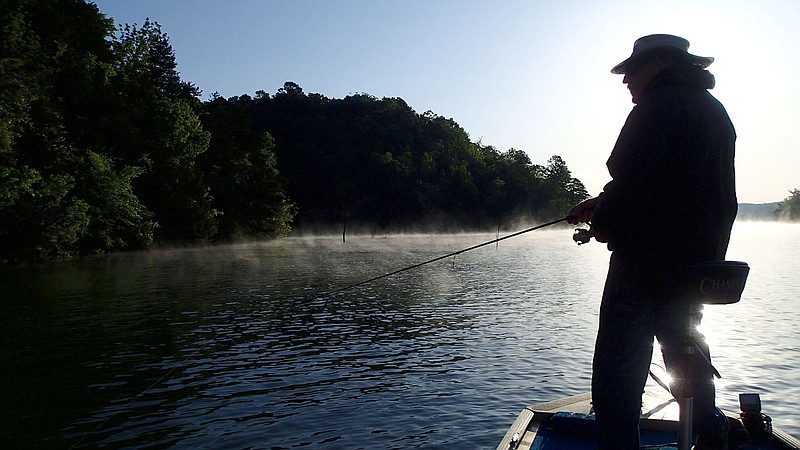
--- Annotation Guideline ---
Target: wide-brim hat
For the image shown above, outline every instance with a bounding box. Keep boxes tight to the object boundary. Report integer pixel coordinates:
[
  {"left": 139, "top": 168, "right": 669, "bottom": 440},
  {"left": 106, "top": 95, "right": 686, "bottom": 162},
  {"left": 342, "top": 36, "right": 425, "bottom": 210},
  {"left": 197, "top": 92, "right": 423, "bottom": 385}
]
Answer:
[{"left": 611, "top": 34, "right": 714, "bottom": 74}]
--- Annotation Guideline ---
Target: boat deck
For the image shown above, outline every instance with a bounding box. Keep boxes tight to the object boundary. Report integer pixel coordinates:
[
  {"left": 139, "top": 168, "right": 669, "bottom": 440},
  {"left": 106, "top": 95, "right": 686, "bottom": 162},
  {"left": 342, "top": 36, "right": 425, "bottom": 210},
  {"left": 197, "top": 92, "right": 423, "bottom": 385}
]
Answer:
[
  {"left": 498, "top": 389, "right": 680, "bottom": 450},
  {"left": 497, "top": 386, "right": 800, "bottom": 450}
]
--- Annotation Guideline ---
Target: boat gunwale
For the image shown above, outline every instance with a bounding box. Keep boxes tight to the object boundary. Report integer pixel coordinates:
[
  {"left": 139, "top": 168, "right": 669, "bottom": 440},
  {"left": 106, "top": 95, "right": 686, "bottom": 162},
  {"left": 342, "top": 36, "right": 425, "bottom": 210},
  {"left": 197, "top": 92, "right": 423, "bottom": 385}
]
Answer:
[{"left": 496, "top": 392, "right": 800, "bottom": 450}]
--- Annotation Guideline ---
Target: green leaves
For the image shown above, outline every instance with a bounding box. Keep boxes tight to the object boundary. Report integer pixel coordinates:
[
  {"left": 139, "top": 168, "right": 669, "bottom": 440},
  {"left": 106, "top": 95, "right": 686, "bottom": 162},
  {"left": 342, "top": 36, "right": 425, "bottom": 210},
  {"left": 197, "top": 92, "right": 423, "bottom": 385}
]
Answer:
[
  {"left": 111, "top": 18, "right": 198, "bottom": 99},
  {"left": 0, "top": 169, "right": 89, "bottom": 260},
  {"left": 234, "top": 86, "right": 585, "bottom": 232},
  {"left": 78, "top": 151, "right": 154, "bottom": 251},
  {"left": 775, "top": 189, "right": 800, "bottom": 221},
  {"left": 0, "top": 0, "right": 214, "bottom": 260},
  {"left": 199, "top": 97, "right": 295, "bottom": 239},
  {"left": 0, "top": 0, "right": 587, "bottom": 261}
]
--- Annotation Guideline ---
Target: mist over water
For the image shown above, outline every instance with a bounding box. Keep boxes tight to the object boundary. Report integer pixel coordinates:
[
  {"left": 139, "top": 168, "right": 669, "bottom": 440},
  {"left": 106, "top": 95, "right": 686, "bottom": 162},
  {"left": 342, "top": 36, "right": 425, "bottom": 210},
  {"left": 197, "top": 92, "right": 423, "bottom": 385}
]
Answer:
[{"left": 1, "top": 222, "right": 797, "bottom": 448}]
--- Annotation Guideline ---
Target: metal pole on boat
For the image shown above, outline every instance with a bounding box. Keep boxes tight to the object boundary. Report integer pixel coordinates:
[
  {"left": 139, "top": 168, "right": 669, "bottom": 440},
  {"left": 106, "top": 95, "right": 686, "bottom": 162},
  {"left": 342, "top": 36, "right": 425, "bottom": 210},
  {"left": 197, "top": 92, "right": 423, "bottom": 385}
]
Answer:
[
  {"left": 678, "top": 341, "right": 694, "bottom": 449},
  {"left": 677, "top": 302, "right": 701, "bottom": 450}
]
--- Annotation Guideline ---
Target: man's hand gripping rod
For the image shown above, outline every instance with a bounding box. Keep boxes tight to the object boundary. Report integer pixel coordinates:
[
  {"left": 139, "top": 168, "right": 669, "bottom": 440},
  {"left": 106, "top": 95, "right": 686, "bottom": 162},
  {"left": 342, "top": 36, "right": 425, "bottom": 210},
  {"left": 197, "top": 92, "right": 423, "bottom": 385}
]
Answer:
[{"left": 568, "top": 197, "right": 601, "bottom": 245}]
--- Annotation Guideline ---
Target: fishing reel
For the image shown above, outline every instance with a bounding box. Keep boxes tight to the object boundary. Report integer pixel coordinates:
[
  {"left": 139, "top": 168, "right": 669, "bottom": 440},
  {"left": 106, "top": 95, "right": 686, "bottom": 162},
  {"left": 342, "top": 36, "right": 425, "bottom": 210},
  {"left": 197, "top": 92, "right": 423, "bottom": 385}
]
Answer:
[{"left": 573, "top": 226, "right": 594, "bottom": 245}]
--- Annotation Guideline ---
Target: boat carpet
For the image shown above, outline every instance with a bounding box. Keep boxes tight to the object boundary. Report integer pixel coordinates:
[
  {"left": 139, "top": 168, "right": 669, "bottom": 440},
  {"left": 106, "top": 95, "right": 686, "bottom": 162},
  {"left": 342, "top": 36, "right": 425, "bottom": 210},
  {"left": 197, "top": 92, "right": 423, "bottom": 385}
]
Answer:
[
  {"left": 529, "top": 412, "right": 679, "bottom": 450},
  {"left": 527, "top": 411, "right": 799, "bottom": 450}
]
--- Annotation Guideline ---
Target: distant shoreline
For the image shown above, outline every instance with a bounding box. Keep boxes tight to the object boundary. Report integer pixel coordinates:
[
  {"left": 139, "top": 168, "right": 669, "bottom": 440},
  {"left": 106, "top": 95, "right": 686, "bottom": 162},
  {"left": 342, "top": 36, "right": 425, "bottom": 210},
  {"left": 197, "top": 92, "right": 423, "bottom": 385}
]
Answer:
[{"left": 738, "top": 202, "right": 778, "bottom": 221}]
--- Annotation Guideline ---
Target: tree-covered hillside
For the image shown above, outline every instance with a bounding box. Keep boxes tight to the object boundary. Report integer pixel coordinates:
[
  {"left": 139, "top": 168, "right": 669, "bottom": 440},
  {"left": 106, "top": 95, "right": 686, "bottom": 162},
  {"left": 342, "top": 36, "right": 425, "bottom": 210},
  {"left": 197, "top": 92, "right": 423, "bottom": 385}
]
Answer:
[
  {"left": 210, "top": 84, "right": 587, "bottom": 233},
  {"left": 0, "top": 0, "right": 587, "bottom": 261},
  {"left": 775, "top": 189, "right": 800, "bottom": 221}
]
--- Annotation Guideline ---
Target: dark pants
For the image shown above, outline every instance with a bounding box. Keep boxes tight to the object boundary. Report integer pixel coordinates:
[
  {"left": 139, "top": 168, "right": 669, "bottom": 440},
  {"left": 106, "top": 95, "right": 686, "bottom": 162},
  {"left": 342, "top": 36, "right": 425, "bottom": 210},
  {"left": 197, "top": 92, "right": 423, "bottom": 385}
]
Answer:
[{"left": 592, "top": 253, "right": 725, "bottom": 450}]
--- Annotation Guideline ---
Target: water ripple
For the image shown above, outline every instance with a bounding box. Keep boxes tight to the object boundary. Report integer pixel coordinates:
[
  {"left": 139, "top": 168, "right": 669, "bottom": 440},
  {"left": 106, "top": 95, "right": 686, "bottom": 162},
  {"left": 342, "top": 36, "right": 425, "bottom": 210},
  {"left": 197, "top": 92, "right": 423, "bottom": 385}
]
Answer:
[{"left": 1, "top": 227, "right": 798, "bottom": 448}]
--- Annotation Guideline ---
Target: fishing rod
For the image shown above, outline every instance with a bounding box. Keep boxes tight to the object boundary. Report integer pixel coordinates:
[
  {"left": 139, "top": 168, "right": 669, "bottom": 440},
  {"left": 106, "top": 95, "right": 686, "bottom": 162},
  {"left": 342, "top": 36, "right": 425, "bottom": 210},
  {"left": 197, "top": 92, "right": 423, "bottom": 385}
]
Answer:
[
  {"left": 315, "top": 216, "right": 570, "bottom": 299},
  {"left": 70, "top": 216, "right": 569, "bottom": 447}
]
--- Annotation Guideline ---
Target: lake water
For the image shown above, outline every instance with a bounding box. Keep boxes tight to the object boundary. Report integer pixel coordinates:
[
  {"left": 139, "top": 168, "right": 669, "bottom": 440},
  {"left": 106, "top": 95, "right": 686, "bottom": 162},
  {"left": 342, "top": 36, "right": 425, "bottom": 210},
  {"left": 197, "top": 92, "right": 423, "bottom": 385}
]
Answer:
[{"left": 1, "top": 221, "right": 798, "bottom": 448}]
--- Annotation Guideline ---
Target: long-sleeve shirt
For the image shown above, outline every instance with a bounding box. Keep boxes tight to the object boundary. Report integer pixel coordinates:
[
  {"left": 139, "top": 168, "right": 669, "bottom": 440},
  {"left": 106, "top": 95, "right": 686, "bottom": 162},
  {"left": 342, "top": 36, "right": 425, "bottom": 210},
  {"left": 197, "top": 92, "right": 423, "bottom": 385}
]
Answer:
[{"left": 592, "top": 65, "right": 737, "bottom": 268}]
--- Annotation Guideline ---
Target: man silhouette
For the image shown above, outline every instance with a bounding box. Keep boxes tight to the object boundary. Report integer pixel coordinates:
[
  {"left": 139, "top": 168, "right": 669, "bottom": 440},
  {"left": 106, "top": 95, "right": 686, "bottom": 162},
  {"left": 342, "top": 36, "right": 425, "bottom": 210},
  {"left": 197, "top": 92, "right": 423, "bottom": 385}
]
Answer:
[{"left": 569, "top": 34, "right": 737, "bottom": 450}]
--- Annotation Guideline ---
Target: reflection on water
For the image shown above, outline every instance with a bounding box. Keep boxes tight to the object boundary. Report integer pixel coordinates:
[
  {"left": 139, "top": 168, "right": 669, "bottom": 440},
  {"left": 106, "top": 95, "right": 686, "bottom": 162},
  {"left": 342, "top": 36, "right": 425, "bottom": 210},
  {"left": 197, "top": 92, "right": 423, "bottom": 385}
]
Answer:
[
  {"left": 0, "top": 223, "right": 798, "bottom": 448},
  {"left": 706, "top": 222, "right": 800, "bottom": 422}
]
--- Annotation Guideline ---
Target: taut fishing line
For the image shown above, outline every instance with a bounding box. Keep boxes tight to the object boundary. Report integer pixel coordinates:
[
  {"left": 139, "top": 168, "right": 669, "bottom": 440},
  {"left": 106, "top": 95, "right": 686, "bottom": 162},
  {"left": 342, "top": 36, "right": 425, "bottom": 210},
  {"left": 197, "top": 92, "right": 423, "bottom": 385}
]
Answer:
[
  {"left": 315, "top": 216, "right": 568, "bottom": 299},
  {"left": 70, "top": 216, "right": 568, "bottom": 447}
]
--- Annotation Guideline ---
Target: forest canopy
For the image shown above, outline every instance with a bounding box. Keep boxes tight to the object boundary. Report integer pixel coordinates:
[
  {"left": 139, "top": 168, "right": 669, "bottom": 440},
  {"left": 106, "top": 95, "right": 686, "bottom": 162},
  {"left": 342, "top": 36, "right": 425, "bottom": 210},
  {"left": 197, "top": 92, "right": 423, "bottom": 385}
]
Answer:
[
  {"left": 0, "top": 0, "right": 588, "bottom": 261},
  {"left": 775, "top": 189, "right": 800, "bottom": 221}
]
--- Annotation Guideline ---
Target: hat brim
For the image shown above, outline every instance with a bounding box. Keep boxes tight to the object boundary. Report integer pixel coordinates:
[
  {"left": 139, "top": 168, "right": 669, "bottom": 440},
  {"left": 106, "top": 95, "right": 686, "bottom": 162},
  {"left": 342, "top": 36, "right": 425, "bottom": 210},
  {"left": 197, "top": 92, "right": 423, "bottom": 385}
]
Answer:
[{"left": 611, "top": 53, "right": 714, "bottom": 74}]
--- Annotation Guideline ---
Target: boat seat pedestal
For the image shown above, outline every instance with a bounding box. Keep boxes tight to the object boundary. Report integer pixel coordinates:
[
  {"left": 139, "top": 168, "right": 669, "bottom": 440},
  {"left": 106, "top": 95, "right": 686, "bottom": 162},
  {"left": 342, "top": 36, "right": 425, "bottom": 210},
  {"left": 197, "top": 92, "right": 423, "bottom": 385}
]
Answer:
[{"left": 674, "top": 261, "right": 749, "bottom": 450}]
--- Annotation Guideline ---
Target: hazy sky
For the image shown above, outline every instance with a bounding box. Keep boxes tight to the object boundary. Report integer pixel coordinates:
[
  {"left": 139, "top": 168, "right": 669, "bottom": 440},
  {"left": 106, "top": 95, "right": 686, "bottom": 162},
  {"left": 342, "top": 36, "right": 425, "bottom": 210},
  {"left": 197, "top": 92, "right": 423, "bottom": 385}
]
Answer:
[{"left": 92, "top": 0, "right": 799, "bottom": 204}]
